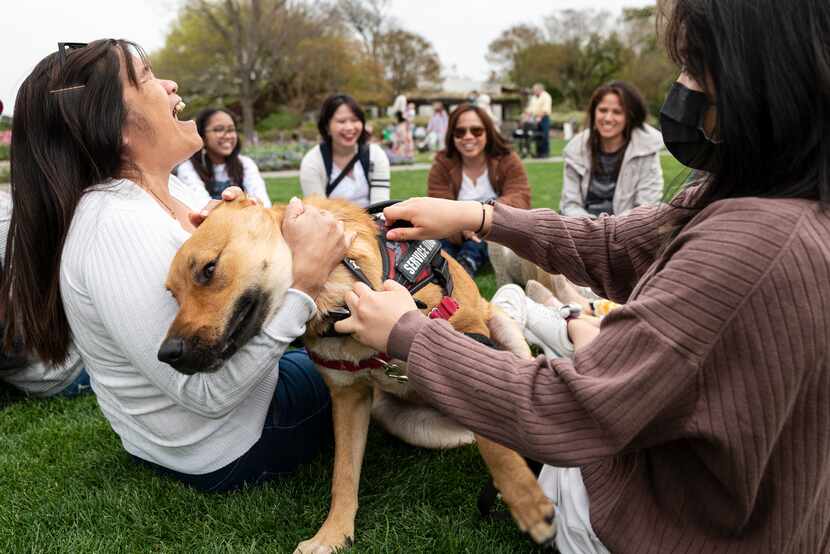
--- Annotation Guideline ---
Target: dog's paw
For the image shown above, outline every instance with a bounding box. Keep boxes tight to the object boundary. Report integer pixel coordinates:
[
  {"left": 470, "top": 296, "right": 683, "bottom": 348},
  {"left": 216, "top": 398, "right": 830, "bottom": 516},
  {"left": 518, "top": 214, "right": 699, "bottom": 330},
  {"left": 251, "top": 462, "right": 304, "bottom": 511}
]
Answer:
[
  {"left": 293, "top": 535, "right": 353, "bottom": 554},
  {"left": 526, "top": 506, "right": 557, "bottom": 546},
  {"left": 501, "top": 484, "right": 557, "bottom": 545}
]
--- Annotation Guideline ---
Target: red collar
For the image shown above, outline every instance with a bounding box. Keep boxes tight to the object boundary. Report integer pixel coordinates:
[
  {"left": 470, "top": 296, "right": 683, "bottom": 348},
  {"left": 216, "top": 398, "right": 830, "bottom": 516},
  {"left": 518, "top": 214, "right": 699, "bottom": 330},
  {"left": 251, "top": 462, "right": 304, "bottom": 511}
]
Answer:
[{"left": 307, "top": 350, "right": 392, "bottom": 372}]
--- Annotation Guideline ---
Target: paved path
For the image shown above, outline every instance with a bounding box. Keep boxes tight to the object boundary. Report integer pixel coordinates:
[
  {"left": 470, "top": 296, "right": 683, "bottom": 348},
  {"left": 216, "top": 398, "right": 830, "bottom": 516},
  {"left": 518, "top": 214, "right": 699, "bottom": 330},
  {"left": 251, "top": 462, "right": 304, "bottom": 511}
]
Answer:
[
  {"left": 259, "top": 155, "right": 566, "bottom": 179},
  {"left": 0, "top": 152, "right": 675, "bottom": 187}
]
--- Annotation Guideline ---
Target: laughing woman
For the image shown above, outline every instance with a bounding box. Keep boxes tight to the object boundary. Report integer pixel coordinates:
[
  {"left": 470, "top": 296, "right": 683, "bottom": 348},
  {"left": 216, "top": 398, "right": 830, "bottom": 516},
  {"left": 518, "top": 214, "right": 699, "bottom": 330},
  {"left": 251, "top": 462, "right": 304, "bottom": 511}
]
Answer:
[
  {"left": 3, "top": 40, "right": 351, "bottom": 491},
  {"left": 175, "top": 107, "right": 272, "bottom": 207},
  {"left": 299, "top": 94, "right": 391, "bottom": 208}
]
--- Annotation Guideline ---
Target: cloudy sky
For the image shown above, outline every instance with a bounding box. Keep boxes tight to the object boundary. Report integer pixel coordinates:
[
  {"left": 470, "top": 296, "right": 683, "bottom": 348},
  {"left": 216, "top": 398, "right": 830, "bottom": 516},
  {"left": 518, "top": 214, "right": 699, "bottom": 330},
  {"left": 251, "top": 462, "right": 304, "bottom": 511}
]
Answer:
[{"left": 0, "top": 0, "right": 653, "bottom": 114}]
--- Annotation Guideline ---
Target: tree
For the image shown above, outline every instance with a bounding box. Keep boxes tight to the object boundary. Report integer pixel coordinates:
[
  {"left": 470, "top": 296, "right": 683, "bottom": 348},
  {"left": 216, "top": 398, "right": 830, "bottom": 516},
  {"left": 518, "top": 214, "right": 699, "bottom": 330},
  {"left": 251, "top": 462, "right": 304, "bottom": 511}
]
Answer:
[
  {"left": 335, "top": 0, "right": 389, "bottom": 58},
  {"left": 486, "top": 24, "right": 544, "bottom": 79},
  {"left": 618, "top": 6, "right": 676, "bottom": 115},
  {"left": 153, "top": 0, "right": 309, "bottom": 142},
  {"left": 543, "top": 9, "right": 612, "bottom": 45},
  {"left": 375, "top": 29, "right": 442, "bottom": 95},
  {"left": 278, "top": 34, "right": 391, "bottom": 112}
]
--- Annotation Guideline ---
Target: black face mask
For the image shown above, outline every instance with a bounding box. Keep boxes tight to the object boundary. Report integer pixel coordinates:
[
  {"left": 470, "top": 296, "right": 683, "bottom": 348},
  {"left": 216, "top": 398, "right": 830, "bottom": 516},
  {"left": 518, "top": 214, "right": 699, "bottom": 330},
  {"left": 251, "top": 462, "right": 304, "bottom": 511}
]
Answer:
[{"left": 660, "top": 82, "right": 721, "bottom": 172}]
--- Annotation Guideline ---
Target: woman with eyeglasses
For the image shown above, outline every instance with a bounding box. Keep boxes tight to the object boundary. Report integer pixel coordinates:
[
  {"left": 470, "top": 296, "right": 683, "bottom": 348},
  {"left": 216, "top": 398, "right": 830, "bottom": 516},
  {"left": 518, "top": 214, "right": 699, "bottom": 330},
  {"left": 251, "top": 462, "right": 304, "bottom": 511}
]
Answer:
[
  {"left": 560, "top": 80, "right": 664, "bottom": 218},
  {"left": 332, "top": 0, "right": 830, "bottom": 551},
  {"left": 4, "top": 40, "right": 351, "bottom": 492},
  {"left": 175, "top": 108, "right": 271, "bottom": 207},
  {"left": 299, "top": 93, "right": 391, "bottom": 208},
  {"left": 426, "top": 103, "right": 530, "bottom": 276}
]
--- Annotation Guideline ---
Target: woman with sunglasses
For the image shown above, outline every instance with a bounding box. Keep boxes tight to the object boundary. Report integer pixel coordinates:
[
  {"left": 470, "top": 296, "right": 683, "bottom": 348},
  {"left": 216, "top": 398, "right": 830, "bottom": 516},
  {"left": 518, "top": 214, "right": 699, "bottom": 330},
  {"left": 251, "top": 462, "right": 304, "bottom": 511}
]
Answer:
[
  {"left": 427, "top": 103, "right": 530, "bottom": 276},
  {"left": 176, "top": 107, "right": 271, "bottom": 207},
  {"left": 560, "top": 80, "right": 663, "bottom": 218},
  {"left": 4, "top": 40, "right": 351, "bottom": 492},
  {"left": 334, "top": 0, "right": 830, "bottom": 550}
]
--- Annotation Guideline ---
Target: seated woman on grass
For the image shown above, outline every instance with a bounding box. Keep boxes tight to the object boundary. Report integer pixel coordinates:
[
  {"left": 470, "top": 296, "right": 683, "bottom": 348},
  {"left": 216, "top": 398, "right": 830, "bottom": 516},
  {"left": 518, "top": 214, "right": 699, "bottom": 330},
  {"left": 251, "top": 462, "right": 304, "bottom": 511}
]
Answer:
[
  {"left": 333, "top": 0, "right": 830, "bottom": 551},
  {"left": 560, "top": 80, "right": 664, "bottom": 218},
  {"left": 4, "top": 40, "right": 350, "bottom": 492},
  {"left": 299, "top": 94, "right": 390, "bottom": 208},
  {"left": 427, "top": 103, "right": 530, "bottom": 277},
  {"left": 175, "top": 107, "right": 271, "bottom": 207}
]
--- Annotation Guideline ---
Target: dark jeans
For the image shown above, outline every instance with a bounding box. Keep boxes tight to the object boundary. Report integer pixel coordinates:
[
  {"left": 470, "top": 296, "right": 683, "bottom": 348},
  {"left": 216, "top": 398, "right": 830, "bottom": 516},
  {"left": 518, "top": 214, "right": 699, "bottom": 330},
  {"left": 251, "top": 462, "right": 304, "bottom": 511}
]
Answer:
[
  {"left": 133, "top": 349, "right": 332, "bottom": 492},
  {"left": 59, "top": 368, "right": 92, "bottom": 398},
  {"left": 442, "top": 239, "right": 489, "bottom": 277},
  {"left": 537, "top": 115, "right": 551, "bottom": 158}
]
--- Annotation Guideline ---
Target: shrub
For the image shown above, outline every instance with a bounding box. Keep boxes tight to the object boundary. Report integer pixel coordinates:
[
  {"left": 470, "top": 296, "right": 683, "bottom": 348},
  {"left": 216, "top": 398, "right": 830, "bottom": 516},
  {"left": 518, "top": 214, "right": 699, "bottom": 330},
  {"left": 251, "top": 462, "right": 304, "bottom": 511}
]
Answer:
[{"left": 256, "top": 110, "right": 304, "bottom": 133}]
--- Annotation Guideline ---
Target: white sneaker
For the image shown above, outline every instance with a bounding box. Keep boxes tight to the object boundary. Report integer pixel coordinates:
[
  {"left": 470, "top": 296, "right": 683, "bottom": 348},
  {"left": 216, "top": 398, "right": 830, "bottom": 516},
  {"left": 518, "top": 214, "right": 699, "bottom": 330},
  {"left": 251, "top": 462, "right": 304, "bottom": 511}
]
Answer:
[
  {"left": 524, "top": 297, "right": 575, "bottom": 359},
  {"left": 491, "top": 284, "right": 528, "bottom": 328}
]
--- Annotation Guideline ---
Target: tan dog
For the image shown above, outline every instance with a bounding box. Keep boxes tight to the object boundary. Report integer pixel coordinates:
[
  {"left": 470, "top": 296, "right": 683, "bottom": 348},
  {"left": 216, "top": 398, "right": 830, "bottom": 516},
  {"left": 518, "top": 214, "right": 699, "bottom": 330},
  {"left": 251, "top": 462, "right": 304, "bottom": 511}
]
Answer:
[{"left": 159, "top": 196, "right": 556, "bottom": 553}]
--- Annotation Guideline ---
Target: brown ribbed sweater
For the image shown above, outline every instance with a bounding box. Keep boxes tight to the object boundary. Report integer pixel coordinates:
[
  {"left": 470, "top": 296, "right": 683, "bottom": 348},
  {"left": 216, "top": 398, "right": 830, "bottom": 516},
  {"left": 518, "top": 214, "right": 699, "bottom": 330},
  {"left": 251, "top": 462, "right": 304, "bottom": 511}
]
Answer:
[{"left": 388, "top": 197, "right": 830, "bottom": 553}]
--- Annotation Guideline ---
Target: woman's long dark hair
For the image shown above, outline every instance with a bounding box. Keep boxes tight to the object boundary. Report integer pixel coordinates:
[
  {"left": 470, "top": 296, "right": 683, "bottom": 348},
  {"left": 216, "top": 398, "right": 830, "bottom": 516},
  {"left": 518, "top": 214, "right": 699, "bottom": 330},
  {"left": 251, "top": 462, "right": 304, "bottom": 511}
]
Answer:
[
  {"left": 659, "top": 0, "right": 830, "bottom": 211},
  {"left": 2, "top": 39, "right": 145, "bottom": 364},
  {"left": 444, "top": 103, "right": 512, "bottom": 160},
  {"left": 586, "top": 81, "right": 647, "bottom": 179},
  {"left": 317, "top": 94, "right": 370, "bottom": 146},
  {"left": 187, "top": 108, "right": 244, "bottom": 195}
]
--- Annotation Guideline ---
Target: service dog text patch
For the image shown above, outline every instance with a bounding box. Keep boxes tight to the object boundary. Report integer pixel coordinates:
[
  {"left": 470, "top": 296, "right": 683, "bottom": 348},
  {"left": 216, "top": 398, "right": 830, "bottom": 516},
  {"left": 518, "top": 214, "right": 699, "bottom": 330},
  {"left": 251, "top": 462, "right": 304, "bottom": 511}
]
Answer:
[{"left": 396, "top": 240, "right": 441, "bottom": 284}]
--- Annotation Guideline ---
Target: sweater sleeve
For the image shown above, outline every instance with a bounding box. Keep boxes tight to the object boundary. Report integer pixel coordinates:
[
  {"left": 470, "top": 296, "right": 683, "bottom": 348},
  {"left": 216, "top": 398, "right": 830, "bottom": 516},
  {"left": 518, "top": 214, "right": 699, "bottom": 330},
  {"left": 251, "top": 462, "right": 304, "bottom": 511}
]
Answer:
[
  {"left": 369, "top": 144, "right": 391, "bottom": 205},
  {"left": 487, "top": 201, "right": 672, "bottom": 302},
  {"left": 426, "top": 159, "right": 455, "bottom": 200},
  {"left": 299, "top": 146, "right": 327, "bottom": 199},
  {"left": 396, "top": 198, "right": 804, "bottom": 468},
  {"left": 496, "top": 153, "right": 531, "bottom": 209},
  {"left": 400, "top": 284, "right": 701, "bottom": 465},
  {"left": 83, "top": 212, "right": 315, "bottom": 419},
  {"left": 241, "top": 155, "right": 271, "bottom": 208}
]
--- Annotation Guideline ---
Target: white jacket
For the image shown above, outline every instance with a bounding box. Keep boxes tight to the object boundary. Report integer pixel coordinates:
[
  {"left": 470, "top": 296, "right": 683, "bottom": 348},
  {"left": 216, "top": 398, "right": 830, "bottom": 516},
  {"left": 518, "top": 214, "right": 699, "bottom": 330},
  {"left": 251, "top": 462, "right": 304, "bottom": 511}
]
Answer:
[{"left": 560, "top": 125, "right": 665, "bottom": 218}]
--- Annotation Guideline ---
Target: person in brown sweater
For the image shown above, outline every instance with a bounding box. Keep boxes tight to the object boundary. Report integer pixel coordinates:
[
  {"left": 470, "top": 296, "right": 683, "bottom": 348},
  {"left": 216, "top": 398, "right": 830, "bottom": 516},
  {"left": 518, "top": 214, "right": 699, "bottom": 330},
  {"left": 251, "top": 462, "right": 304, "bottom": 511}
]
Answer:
[
  {"left": 427, "top": 103, "right": 530, "bottom": 276},
  {"left": 334, "top": 0, "right": 830, "bottom": 551}
]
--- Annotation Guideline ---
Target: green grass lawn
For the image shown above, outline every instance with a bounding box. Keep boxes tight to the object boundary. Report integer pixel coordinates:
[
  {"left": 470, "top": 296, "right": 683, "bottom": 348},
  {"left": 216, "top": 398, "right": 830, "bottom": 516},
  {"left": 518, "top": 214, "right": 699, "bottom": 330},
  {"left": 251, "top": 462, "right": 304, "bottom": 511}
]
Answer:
[{"left": 0, "top": 158, "right": 690, "bottom": 553}]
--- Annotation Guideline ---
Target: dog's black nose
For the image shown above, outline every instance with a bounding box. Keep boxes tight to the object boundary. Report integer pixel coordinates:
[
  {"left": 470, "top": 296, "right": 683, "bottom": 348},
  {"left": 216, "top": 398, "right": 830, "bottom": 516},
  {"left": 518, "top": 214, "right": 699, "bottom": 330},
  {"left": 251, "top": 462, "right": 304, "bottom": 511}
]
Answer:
[{"left": 158, "top": 337, "right": 185, "bottom": 365}]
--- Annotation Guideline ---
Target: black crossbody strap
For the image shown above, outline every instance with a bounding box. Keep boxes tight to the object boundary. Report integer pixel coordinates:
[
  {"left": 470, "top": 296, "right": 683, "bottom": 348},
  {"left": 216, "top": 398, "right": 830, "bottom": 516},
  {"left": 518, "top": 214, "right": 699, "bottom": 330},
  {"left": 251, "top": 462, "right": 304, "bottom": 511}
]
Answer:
[{"left": 326, "top": 153, "right": 361, "bottom": 196}]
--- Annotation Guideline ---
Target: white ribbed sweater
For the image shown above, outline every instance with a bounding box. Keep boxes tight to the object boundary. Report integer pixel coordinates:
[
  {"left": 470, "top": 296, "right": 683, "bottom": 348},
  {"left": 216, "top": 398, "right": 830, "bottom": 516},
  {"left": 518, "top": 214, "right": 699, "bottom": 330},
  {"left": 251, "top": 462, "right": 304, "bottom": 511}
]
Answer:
[{"left": 60, "top": 177, "right": 315, "bottom": 473}]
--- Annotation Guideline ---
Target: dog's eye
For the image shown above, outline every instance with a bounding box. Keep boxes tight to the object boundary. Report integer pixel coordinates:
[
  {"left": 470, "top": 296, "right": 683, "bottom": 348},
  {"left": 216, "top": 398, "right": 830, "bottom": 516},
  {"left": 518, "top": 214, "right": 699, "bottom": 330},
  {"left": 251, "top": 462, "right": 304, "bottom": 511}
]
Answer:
[{"left": 200, "top": 261, "right": 216, "bottom": 283}]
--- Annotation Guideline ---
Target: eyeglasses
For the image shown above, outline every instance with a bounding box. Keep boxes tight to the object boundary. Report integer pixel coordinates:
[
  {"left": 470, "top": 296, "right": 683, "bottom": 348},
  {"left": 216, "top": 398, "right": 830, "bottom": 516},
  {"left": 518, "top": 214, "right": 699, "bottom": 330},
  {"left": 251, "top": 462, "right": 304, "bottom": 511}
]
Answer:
[
  {"left": 206, "top": 126, "right": 237, "bottom": 136},
  {"left": 50, "top": 42, "right": 89, "bottom": 95},
  {"left": 453, "top": 126, "right": 485, "bottom": 139}
]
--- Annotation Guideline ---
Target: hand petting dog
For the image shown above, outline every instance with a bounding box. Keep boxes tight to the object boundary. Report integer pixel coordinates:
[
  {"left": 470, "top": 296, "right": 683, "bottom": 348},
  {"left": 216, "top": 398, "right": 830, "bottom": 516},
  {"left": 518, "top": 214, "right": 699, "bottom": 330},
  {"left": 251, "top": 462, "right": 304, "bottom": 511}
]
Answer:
[
  {"left": 334, "top": 280, "right": 420, "bottom": 352},
  {"left": 188, "top": 185, "right": 248, "bottom": 227},
  {"left": 283, "top": 197, "right": 356, "bottom": 300},
  {"left": 383, "top": 197, "right": 494, "bottom": 242}
]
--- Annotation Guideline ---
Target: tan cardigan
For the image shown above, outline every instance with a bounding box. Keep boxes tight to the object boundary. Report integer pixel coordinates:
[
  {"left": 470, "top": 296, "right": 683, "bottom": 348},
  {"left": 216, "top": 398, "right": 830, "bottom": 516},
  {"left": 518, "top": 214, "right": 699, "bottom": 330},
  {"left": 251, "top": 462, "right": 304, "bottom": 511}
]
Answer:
[
  {"left": 427, "top": 150, "right": 531, "bottom": 209},
  {"left": 389, "top": 197, "right": 830, "bottom": 553}
]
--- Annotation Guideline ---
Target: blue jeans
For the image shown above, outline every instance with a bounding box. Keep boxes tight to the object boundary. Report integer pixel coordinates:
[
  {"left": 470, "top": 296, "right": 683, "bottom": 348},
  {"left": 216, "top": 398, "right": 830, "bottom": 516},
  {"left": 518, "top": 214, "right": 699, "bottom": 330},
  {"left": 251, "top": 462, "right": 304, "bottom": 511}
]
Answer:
[
  {"left": 442, "top": 239, "right": 489, "bottom": 276},
  {"left": 59, "top": 368, "right": 92, "bottom": 398},
  {"left": 133, "top": 349, "right": 332, "bottom": 492},
  {"left": 537, "top": 115, "right": 551, "bottom": 157}
]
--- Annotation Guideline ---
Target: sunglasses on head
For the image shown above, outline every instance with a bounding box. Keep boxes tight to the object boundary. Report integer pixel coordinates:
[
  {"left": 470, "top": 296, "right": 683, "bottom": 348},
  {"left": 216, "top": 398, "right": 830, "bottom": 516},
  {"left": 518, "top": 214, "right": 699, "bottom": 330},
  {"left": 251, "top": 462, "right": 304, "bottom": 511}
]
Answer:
[
  {"left": 49, "top": 42, "right": 89, "bottom": 95},
  {"left": 453, "top": 126, "right": 485, "bottom": 139}
]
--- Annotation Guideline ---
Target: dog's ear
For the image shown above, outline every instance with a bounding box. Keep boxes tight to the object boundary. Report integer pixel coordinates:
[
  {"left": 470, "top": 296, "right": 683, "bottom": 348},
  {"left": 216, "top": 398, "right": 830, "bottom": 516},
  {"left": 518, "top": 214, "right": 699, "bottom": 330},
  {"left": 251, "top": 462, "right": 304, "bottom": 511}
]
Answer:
[{"left": 240, "top": 198, "right": 258, "bottom": 208}]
